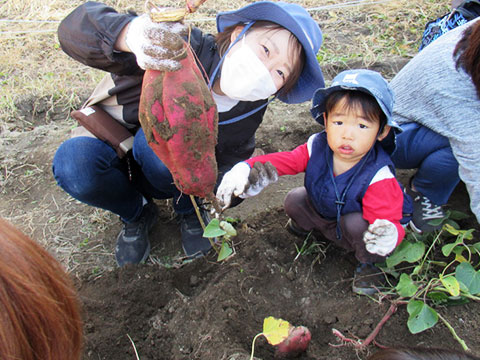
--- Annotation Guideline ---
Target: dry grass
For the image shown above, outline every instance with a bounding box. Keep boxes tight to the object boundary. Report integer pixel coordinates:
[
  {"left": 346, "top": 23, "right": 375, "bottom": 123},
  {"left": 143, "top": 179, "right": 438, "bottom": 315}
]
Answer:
[
  {"left": 0, "top": 0, "right": 449, "bottom": 126},
  {"left": 0, "top": 0, "right": 450, "bottom": 274}
]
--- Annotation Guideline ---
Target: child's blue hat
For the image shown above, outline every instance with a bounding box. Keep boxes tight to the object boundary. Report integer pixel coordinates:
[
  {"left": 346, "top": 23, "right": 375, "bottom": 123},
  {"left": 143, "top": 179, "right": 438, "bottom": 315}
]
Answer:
[
  {"left": 310, "top": 69, "right": 402, "bottom": 132},
  {"left": 216, "top": 1, "right": 325, "bottom": 104}
]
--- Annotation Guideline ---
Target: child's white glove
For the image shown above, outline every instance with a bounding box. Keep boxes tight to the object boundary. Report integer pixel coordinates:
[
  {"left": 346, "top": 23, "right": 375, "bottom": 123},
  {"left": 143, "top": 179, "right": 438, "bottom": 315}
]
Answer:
[
  {"left": 125, "top": 14, "right": 187, "bottom": 71},
  {"left": 243, "top": 161, "right": 279, "bottom": 198},
  {"left": 363, "top": 219, "right": 398, "bottom": 256},
  {"left": 216, "top": 161, "right": 278, "bottom": 209}
]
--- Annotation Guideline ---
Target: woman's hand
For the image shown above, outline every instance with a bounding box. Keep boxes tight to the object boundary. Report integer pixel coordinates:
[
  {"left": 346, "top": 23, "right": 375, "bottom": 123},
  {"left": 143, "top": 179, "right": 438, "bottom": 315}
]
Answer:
[{"left": 117, "top": 14, "right": 188, "bottom": 71}]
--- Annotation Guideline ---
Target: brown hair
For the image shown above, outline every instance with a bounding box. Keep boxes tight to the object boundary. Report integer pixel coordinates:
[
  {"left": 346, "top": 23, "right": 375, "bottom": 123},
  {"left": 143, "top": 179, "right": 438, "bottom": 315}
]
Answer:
[
  {"left": 325, "top": 90, "right": 387, "bottom": 132},
  {"left": 454, "top": 20, "right": 480, "bottom": 98},
  {"left": 368, "top": 348, "right": 480, "bottom": 360},
  {"left": 0, "top": 218, "right": 83, "bottom": 360},
  {"left": 215, "top": 21, "right": 305, "bottom": 97}
]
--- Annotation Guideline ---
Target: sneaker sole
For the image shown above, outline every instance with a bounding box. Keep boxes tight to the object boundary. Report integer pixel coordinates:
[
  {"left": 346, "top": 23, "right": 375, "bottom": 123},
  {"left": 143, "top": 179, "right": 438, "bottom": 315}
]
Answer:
[
  {"left": 352, "top": 285, "right": 381, "bottom": 296},
  {"left": 408, "top": 220, "right": 423, "bottom": 234}
]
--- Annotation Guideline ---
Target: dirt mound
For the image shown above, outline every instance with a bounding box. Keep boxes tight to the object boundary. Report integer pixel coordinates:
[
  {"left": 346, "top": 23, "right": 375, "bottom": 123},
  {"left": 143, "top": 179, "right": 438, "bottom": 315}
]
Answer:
[{"left": 77, "top": 206, "right": 480, "bottom": 360}]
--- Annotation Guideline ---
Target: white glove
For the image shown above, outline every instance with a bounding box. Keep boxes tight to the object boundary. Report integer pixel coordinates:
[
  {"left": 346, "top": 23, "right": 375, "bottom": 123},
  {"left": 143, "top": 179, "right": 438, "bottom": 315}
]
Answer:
[
  {"left": 242, "top": 161, "right": 278, "bottom": 198},
  {"left": 363, "top": 219, "right": 398, "bottom": 256},
  {"left": 125, "top": 14, "right": 187, "bottom": 71},
  {"left": 216, "top": 162, "right": 251, "bottom": 209},
  {"left": 216, "top": 161, "right": 278, "bottom": 209}
]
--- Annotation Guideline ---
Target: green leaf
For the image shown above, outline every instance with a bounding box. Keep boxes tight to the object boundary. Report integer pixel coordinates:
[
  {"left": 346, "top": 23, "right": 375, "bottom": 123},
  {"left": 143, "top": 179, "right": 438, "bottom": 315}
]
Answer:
[
  {"left": 463, "top": 229, "right": 474, "bottom": 240},
  {"left": 442, "top": 239, "right": 462, "bottom": 257},
  {"left": 427, "top": 291, "right": 449, "bottom": 302},
  {"left": 386, "top": 240, "right": 425, "bottom": 268},
  {"left": 412, "top": 265, "right": 422, "bottom": 276},
  {"left": 444, "top": 219, "right": 459, "bottom": 229},
  {"left": 217, "top": 240, "right": 233, "bottom": 261},
  {"left": 448, "top": 210, "right": 470, "bottom": 221},
  {"left": 443, "top": 223, "right": 460, "bottom": 235},
  {"left": 455, "top": 262, "right": 480, "bottom": 295},
  {"left": 472, "top": 242, "right": 480, "bottom": 252},
  {"left": 219, "top": 220, "right": 237, "bottom": 237},
  {"left": 440, "top": 274, "right": 460, "bottom": 297},
  {"left": 444, "top": 296, "right": 470, "bottom": 306},
  {"left": 428, "top": 218, "right": 444, "bottom": 226},
  {"left": 395, "top": 273, "right": 418, "bottom": 297},
  {"left": 203, "top": 218, "right": 226, "bottom": 238},
  {"left": 407, "top": 300, "right": 438, "bottom": 334},
  {"left": 471, "top": 242, "right": 480, "bottom": 253},
  {"left": 224, "top": 216, "right": 240, "bottom": 225}
]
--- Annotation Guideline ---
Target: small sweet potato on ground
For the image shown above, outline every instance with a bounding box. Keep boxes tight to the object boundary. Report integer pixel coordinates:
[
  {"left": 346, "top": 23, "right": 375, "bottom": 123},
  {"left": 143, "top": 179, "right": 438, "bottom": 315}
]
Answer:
[{"left": 274, "top": 325, "right": 312, "bottom": 358}]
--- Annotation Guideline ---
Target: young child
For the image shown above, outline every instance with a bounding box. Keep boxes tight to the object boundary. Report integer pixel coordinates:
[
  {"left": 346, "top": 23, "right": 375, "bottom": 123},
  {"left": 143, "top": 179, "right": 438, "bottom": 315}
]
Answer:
[
  {"left": 53, "top": 1, "right": 325, "bottom": 265},
  {"left": 216, "top": 69, "right": 411, "bottom": 295}
]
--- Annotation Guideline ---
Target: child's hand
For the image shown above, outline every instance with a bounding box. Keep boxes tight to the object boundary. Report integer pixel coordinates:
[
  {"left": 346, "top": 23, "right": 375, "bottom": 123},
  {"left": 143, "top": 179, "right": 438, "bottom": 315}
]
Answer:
[
  {"left": 125, "top": 14, "right": 187, "bottom": 71},
  {"left": 243, "top": 161, "right": 278, "bottom": 197},
  {"left": 363, "top": 219, "right": 398, "bottom": 256},
  {"left": 216, "top": 162, "right": 251, "bottom": 209},
  {"left": 216, "top": 161, "right": 278, "bottom": 209}
]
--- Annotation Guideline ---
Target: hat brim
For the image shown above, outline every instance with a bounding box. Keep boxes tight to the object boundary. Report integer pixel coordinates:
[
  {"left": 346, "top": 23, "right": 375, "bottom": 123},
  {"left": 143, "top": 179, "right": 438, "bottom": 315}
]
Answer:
[
  {"left": 216, "top": 2, "right": 324, "bottom": 104},
  {"left": 311, "top": 85, "right": 402, "bottom": 132}
]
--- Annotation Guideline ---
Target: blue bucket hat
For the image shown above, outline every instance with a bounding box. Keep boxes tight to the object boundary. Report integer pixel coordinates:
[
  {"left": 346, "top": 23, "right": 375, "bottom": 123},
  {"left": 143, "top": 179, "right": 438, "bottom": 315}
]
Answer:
[
  {"left": 310, "top": 69, "right": 401, "bottom": 132},
  {"left": 216, "top": 1, "right": 325, "bottom": 104}
]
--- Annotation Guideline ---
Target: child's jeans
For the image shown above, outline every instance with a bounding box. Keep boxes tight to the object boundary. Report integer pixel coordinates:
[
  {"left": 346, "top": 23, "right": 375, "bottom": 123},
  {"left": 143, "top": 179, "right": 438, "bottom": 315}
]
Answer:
[
  {"left": 284, "top": 187, "right": 386, "bottom": 264},
  {"left": 52, "top": 129, "right": 194, "bottom": 223},
  {"left": 390, "top": 122, "right": 459, "bottom": 205}
]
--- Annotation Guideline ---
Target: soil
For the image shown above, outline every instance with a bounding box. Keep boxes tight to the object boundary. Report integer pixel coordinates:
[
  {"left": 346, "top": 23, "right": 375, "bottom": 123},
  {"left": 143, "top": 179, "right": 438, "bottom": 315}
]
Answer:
[{"left": 1, "top": 64, "right": 480, "bottom": 360}]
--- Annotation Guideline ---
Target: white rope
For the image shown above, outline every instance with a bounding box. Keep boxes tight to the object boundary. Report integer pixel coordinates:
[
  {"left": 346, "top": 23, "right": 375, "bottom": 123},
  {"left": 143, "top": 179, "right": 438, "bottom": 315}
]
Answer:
[
  {"left": 0, "top": 19, "right": 60, "bottom": 23},
  {"left": 0, "top": 0, "right": 395, "bottom": 36},
  {"left": 1, "top": 29, "right": 56, "bottom": 34},
  {"left": 307, "top": 0, "right": 394, "bottom": 11}
]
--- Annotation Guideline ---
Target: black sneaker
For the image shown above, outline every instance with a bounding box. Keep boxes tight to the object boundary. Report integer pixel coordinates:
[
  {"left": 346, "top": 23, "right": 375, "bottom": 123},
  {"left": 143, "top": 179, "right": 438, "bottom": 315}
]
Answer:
[
  {"left": 352, "top": 263, "right": 386, "bottom": 295},
  {"left": 115, "top": 201, "right": 158, "bottom": 266},
  {"left": 286, "top": 218, "right": 311, "bottom": 238},
  {"left": 406, "top": 185, "right": 445, "bottom": 233},
  {"left": 179, "top": 208, "right": 215, "bottom": 259}
]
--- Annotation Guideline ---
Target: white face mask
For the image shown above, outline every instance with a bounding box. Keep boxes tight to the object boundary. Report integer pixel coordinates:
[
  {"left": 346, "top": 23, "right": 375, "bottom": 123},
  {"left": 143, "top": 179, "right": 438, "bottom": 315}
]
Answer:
[{"left": 220, "top": 37, "right": 278, "bottom": 102}]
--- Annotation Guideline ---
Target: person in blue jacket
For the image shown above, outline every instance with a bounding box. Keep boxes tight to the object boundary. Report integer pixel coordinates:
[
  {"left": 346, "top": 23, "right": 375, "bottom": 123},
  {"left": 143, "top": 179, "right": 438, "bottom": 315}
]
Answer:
[{"left": 52, "top": 1, "right": 325, "bottom": 265}]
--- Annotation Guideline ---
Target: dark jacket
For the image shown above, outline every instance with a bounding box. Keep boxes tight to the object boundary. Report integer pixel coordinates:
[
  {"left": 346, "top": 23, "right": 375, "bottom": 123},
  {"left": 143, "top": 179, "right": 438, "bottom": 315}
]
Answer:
[
  {"left": 58, "top": 1, "right": 268, "bottom": 175},
  {"left": 305, "top": 132, "right": 396, "bottom": 220}
]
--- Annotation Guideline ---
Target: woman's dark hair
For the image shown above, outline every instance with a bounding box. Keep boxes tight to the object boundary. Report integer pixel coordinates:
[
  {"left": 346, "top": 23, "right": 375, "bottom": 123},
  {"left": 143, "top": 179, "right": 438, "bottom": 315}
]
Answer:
[
  {"left": 325, "top": 90, "right": 387, "bottom": 133},
  {"left": 216, "top": 21, "right": 305, "bottom": 97},
  {"left": 368, "top": 347, "right": 480, "bottom": 360},
  {"left": 454, "top": 20, "right": 480, "bottom": 98},
  {"left": 0, "top": 218, "right": 83, "bottom": 360}
]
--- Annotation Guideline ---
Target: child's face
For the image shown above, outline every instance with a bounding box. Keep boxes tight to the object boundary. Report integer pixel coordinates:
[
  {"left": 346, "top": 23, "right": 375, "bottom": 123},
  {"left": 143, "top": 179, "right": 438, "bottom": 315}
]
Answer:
[
  {"left": 324, "top": 97, "right": 389, "bottom": 167},
  {"left": 228, "top": 26, "right": 297, "bottom": 91}
]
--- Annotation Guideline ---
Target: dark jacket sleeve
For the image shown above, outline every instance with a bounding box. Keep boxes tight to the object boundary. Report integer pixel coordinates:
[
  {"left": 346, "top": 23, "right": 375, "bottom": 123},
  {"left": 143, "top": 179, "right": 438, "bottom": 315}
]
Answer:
[{"left": 58, "top": 1, "right": 140, "bottom": 75}]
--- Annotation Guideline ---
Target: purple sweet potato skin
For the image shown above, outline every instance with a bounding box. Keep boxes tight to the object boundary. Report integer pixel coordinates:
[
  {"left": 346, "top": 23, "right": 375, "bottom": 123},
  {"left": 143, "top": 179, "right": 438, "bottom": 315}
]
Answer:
[{"left": 274, "top": 326, "right": 312, "bottom": 358}]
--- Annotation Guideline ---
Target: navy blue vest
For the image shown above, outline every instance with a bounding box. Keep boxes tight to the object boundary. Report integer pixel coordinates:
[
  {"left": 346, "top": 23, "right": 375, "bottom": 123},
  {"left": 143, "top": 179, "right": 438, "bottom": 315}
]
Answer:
[{"left": 305, "top": 132, "right": 404, "bottom": 222}]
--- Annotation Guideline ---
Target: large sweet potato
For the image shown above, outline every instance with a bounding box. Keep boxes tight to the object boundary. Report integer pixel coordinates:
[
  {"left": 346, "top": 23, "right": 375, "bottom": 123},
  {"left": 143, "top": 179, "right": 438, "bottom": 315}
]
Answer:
[{"left": 138, "top": 1, "right": 218, "bottom": 199}]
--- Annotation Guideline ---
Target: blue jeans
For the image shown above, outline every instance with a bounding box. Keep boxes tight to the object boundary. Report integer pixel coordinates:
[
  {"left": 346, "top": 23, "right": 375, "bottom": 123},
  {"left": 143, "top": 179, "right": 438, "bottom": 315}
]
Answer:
[
  {"left": 391, "top": 123, "right": 459, "bottom": 205},
  {"left": 52, "top": 129, "right": 194, "bottom": 223}
]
